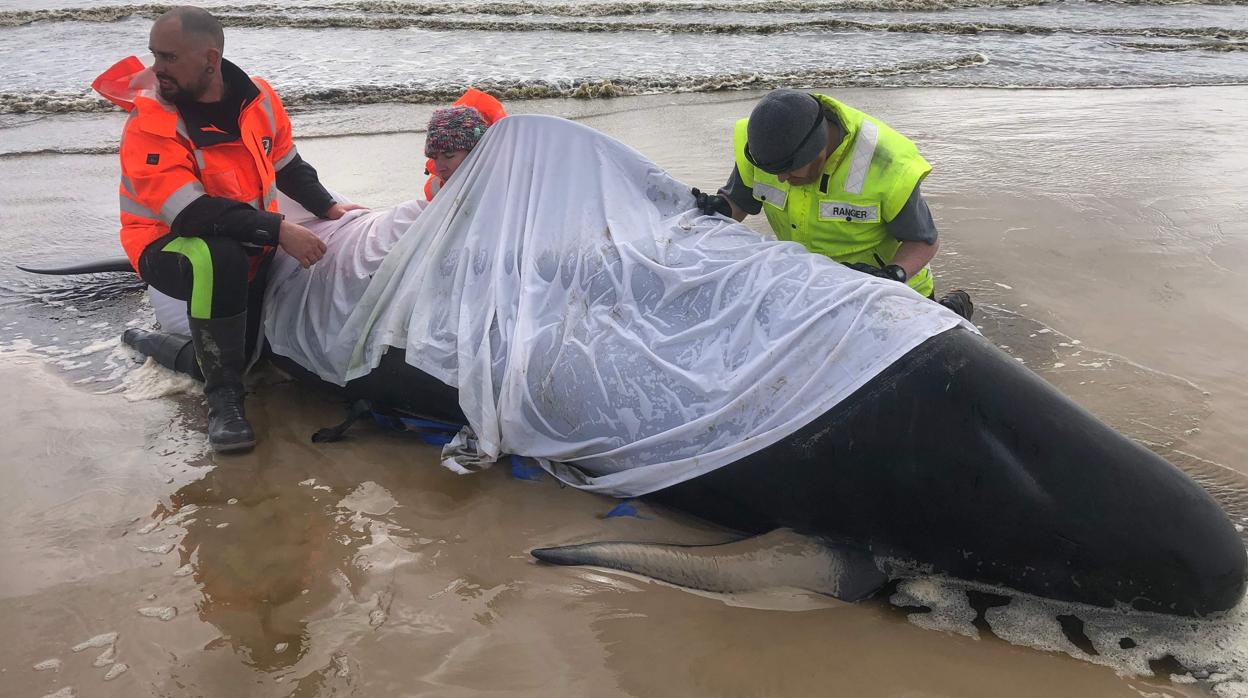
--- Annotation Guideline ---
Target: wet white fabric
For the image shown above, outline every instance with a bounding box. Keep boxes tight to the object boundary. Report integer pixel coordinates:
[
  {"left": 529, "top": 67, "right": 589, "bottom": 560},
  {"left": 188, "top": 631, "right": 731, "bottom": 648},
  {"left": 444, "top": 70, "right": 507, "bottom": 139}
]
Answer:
[
  {"left": 263, "top": 115, "right": 971, "bottom": 497},
  {"left": 265, "top": 195, "right": 426, "bottom": 379}
]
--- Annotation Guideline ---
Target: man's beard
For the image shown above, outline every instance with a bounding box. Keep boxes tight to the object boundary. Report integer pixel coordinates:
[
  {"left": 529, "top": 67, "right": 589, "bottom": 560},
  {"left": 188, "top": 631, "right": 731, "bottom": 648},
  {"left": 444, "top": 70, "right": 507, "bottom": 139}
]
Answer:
[
  {"left": 156, "top": 80, "right": 183, "bottom": 102},
  {"left": 157, "top": 71, "right": 209, "bottom": 103}
]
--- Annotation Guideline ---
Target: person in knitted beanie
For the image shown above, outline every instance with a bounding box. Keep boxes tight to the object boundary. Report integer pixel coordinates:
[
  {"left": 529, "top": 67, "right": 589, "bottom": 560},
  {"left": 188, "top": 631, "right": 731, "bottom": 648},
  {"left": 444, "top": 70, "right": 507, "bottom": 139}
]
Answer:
[{"left": 424, "top": 105, "right": 489, "bottom": 194}]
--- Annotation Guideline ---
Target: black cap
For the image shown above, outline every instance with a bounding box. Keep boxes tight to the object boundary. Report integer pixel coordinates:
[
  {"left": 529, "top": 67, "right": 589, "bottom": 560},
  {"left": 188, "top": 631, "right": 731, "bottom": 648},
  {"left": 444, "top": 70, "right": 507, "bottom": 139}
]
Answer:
[{"left": 744, "top": 90, "right": 828, "bottom": 175}]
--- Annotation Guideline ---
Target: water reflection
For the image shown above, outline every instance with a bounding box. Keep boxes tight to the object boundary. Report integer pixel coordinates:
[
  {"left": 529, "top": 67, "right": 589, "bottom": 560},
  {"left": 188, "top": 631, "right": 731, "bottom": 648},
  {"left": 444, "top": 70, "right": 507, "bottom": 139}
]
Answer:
[{"left": 171, "top": 458, "right": 355, "bottom": 672}]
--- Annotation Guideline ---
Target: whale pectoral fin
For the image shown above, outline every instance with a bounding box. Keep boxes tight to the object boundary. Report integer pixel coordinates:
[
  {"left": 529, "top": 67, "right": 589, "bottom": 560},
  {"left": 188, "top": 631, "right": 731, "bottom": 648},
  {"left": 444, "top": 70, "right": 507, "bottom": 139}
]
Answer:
[
  {"left": 531, "top": 528, "right": 888, "bottom": 602},
  {"left": 823, "top": 545, "right": 891, "bottom": 603}
]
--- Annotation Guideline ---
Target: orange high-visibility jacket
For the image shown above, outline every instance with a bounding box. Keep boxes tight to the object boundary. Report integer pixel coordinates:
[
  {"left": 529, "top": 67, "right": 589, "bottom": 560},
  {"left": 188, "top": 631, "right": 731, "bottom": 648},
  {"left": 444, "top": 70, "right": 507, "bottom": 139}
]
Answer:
[
  {"left": 93, "top": 55, "right": 297, "bottom": 272},
  {"left": 423, "top": 88, "right": 507, "bottom": 200}
]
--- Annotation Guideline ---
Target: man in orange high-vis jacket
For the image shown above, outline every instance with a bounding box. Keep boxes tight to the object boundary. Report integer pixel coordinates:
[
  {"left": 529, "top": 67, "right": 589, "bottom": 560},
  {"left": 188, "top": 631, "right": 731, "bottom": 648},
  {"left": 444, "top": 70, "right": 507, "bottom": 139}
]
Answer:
[
  {"left": 94, "top": 6, "right": 363, "bottom": 453},
  {"left": 423, "top": 88, "right": 506, "bottom": 200}
]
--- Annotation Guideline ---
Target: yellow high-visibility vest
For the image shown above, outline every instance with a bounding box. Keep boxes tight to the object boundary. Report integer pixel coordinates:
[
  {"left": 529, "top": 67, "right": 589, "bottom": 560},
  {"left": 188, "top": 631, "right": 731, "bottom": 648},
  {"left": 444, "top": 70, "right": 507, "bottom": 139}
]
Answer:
[{"left": 734, "top": 94, "right": 935, "bottom": 297}]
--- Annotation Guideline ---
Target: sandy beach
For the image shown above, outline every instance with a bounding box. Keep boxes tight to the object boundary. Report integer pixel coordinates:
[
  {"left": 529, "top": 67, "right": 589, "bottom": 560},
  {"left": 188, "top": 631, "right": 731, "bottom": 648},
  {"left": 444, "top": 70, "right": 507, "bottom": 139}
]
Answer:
[{"left": 3, "top": 86, "right": 1248, "bottom": 697}]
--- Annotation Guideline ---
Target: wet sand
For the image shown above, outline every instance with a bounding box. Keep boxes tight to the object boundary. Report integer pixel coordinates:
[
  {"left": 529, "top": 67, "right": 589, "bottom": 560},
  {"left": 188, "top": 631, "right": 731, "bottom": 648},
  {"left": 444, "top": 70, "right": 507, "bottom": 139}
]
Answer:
[{"left": 2, "top": 87, "right": 1247, "bottom": 697}]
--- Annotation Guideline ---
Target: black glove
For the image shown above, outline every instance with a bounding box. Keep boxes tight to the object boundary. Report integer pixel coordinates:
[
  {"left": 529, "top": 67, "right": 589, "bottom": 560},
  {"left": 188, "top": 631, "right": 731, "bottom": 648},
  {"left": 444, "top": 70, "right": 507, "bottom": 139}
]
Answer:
[
  {"left": 692, "top": 187, "right": 732, "bottom": 217},
  {"left": 844, "top": 262, "right": 908, "bottom": 283},
  {"left": 844, "top": 262, "right": 891, "bottom": 279}
]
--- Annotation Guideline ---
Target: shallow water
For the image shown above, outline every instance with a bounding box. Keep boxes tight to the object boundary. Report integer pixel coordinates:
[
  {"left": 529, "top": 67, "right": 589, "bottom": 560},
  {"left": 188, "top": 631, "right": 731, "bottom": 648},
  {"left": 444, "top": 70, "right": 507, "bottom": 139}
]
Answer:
[
  {"left": 0, "top": 353, "right": 1224, "bottom": 698},
  {"left": 2, "top": 52, "right": 1248, "bottom": 698}
]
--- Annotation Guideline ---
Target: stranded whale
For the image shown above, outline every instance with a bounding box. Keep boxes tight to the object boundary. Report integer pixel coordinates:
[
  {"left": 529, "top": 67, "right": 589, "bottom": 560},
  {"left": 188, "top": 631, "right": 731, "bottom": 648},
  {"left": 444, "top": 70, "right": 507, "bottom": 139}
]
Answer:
[
  {"left": 66, "top": 115, "right": 1247, "bottom": 616},
  {"left": 271, "top": 326, "right": 1247, "bottom": 616}
]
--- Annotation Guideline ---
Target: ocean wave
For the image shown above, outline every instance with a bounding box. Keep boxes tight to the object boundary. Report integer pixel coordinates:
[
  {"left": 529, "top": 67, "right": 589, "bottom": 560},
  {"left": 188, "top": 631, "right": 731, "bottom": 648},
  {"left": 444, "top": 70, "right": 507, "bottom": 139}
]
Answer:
[
  {"left": 3, "top": 0, "right": 1247, "bottom": 28},
  {"left": 175, "top": 15, "right": 1248, "bottom": 40},
  {"left": 1117, "top": 38, "right": 1248, "bottom": 50},
  {"left": 0, "top": 146, "right": 120, "bottom": 158},
  {"left": 331, "top": 17, "right": 1245, "bottom": 39},
  {"left": 0, "top": 93, "right": 111, "bottom": 115},
  {"left": 6, "top": 8, "right": 1242, "bottom": 40},
  {"left": 289, "top": 53, "right": 991, "bottom": 103},
  {"left": 0, "top": 1, "right": 1035, "bottom": 26},
  {"left": 0, "top": 54, "right": 987, "bottom": 115}
]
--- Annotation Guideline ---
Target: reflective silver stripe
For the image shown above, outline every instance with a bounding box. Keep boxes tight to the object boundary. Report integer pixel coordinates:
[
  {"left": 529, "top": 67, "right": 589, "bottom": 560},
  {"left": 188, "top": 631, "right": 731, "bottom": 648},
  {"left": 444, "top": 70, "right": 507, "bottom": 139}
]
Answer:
[
  {"left": 274, "top": 145, "right": 298, "bottom": 170},
  {"left": 253, "top": 81, "right": 277, "bottom": 134},
  {"left": 262, "top": 182, "right": 278, "bottom": 209},
  {"left": 158, "top": 180, "right": 206, "bottom": 224},
  {"left": 119, "top": 193, "right": 158, "bottom": 220},
  {"left": 193, "top": 149, "right": 206, "bottom": 172},
  {"left": 752, "top": 180, "right": 788, "bottom": 209},
  {"left": 247, "top": 197, "right": 263, "bottom": 210},
  {"left": 843, "top": 120, "right": 879, "bottom": 195},
  {"left": 175, "top": 117, "right": 190, "bottom": 140},
  {"left": 120, "top": 175, "right": 138, "bottom": 198}
]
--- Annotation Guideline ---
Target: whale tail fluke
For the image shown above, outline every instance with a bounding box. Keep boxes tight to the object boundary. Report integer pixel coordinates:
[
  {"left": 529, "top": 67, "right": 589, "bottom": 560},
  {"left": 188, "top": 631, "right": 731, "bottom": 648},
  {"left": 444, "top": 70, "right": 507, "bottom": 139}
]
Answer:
[
  {"left": 532, "top": 528, "right": 888, "bottom": 602},
  {"left": 531, "top": 544, "right": 599, "bottom": 567}
]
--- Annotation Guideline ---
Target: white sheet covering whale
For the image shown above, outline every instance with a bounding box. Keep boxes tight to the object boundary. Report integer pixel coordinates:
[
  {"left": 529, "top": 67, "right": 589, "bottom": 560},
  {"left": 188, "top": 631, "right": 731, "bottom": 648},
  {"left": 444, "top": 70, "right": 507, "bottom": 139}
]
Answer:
[{"left": 263, "top": 114, "right": 970, "bottom": 496}]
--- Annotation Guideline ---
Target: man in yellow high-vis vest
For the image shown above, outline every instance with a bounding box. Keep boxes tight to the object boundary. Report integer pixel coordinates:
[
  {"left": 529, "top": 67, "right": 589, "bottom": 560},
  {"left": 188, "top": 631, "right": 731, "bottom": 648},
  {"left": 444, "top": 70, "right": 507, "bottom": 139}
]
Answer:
[{"left": 694, "top": 89, "right": 972, "bottom": 319}]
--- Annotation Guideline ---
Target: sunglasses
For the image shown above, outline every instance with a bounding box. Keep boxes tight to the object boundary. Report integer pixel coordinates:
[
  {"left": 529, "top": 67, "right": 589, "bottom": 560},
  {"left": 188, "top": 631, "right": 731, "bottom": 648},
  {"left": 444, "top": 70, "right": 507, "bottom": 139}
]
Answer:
[{"left": 743, "top": 107, "right": 826, "bottom": 175}]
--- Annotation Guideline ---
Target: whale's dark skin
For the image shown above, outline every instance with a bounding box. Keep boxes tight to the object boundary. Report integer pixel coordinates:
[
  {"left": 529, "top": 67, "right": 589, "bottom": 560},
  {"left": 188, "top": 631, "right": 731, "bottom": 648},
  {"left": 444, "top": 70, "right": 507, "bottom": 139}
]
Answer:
[
  {"left": 205, "top": 329, "right": 1248, "bottom": 616},
  {"left": 648, "top": 328, "right": 1247, "bottom": 617}
]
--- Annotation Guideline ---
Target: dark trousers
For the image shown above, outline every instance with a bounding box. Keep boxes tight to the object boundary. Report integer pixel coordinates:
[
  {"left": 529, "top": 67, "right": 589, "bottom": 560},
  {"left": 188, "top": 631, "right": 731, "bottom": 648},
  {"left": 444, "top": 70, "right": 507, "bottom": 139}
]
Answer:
[{"left": 137, "top": 234, "right": 270, "bottom": 355}]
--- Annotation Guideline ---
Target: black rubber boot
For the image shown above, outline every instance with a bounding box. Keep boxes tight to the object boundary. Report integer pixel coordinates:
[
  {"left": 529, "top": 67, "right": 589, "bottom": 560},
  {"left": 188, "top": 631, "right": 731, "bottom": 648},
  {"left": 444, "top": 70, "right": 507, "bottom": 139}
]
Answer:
[
  {"left": 189, "top": 312, "right": 256, "bottom": 453},
  {"left": 938, "top": 289, "right": 974, "bottom": 321},
  {"left": 121, "top": 328, "right": 203, "bottom": 380}
]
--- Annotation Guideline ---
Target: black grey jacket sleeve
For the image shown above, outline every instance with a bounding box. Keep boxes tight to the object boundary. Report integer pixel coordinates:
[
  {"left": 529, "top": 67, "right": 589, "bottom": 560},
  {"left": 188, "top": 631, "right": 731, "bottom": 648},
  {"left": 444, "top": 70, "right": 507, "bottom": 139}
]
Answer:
[
  {"left": 720, "top": 166, "right": 763, "bottom": 216},
  {"left": 170, "top": 195, "right": 282, "bottom": 246},
  {"left": 275, "top": 153, "right": 335, "bottom": 218},
  {"left": 884, "top": 184, "right": 938, "bottom": 244}
]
